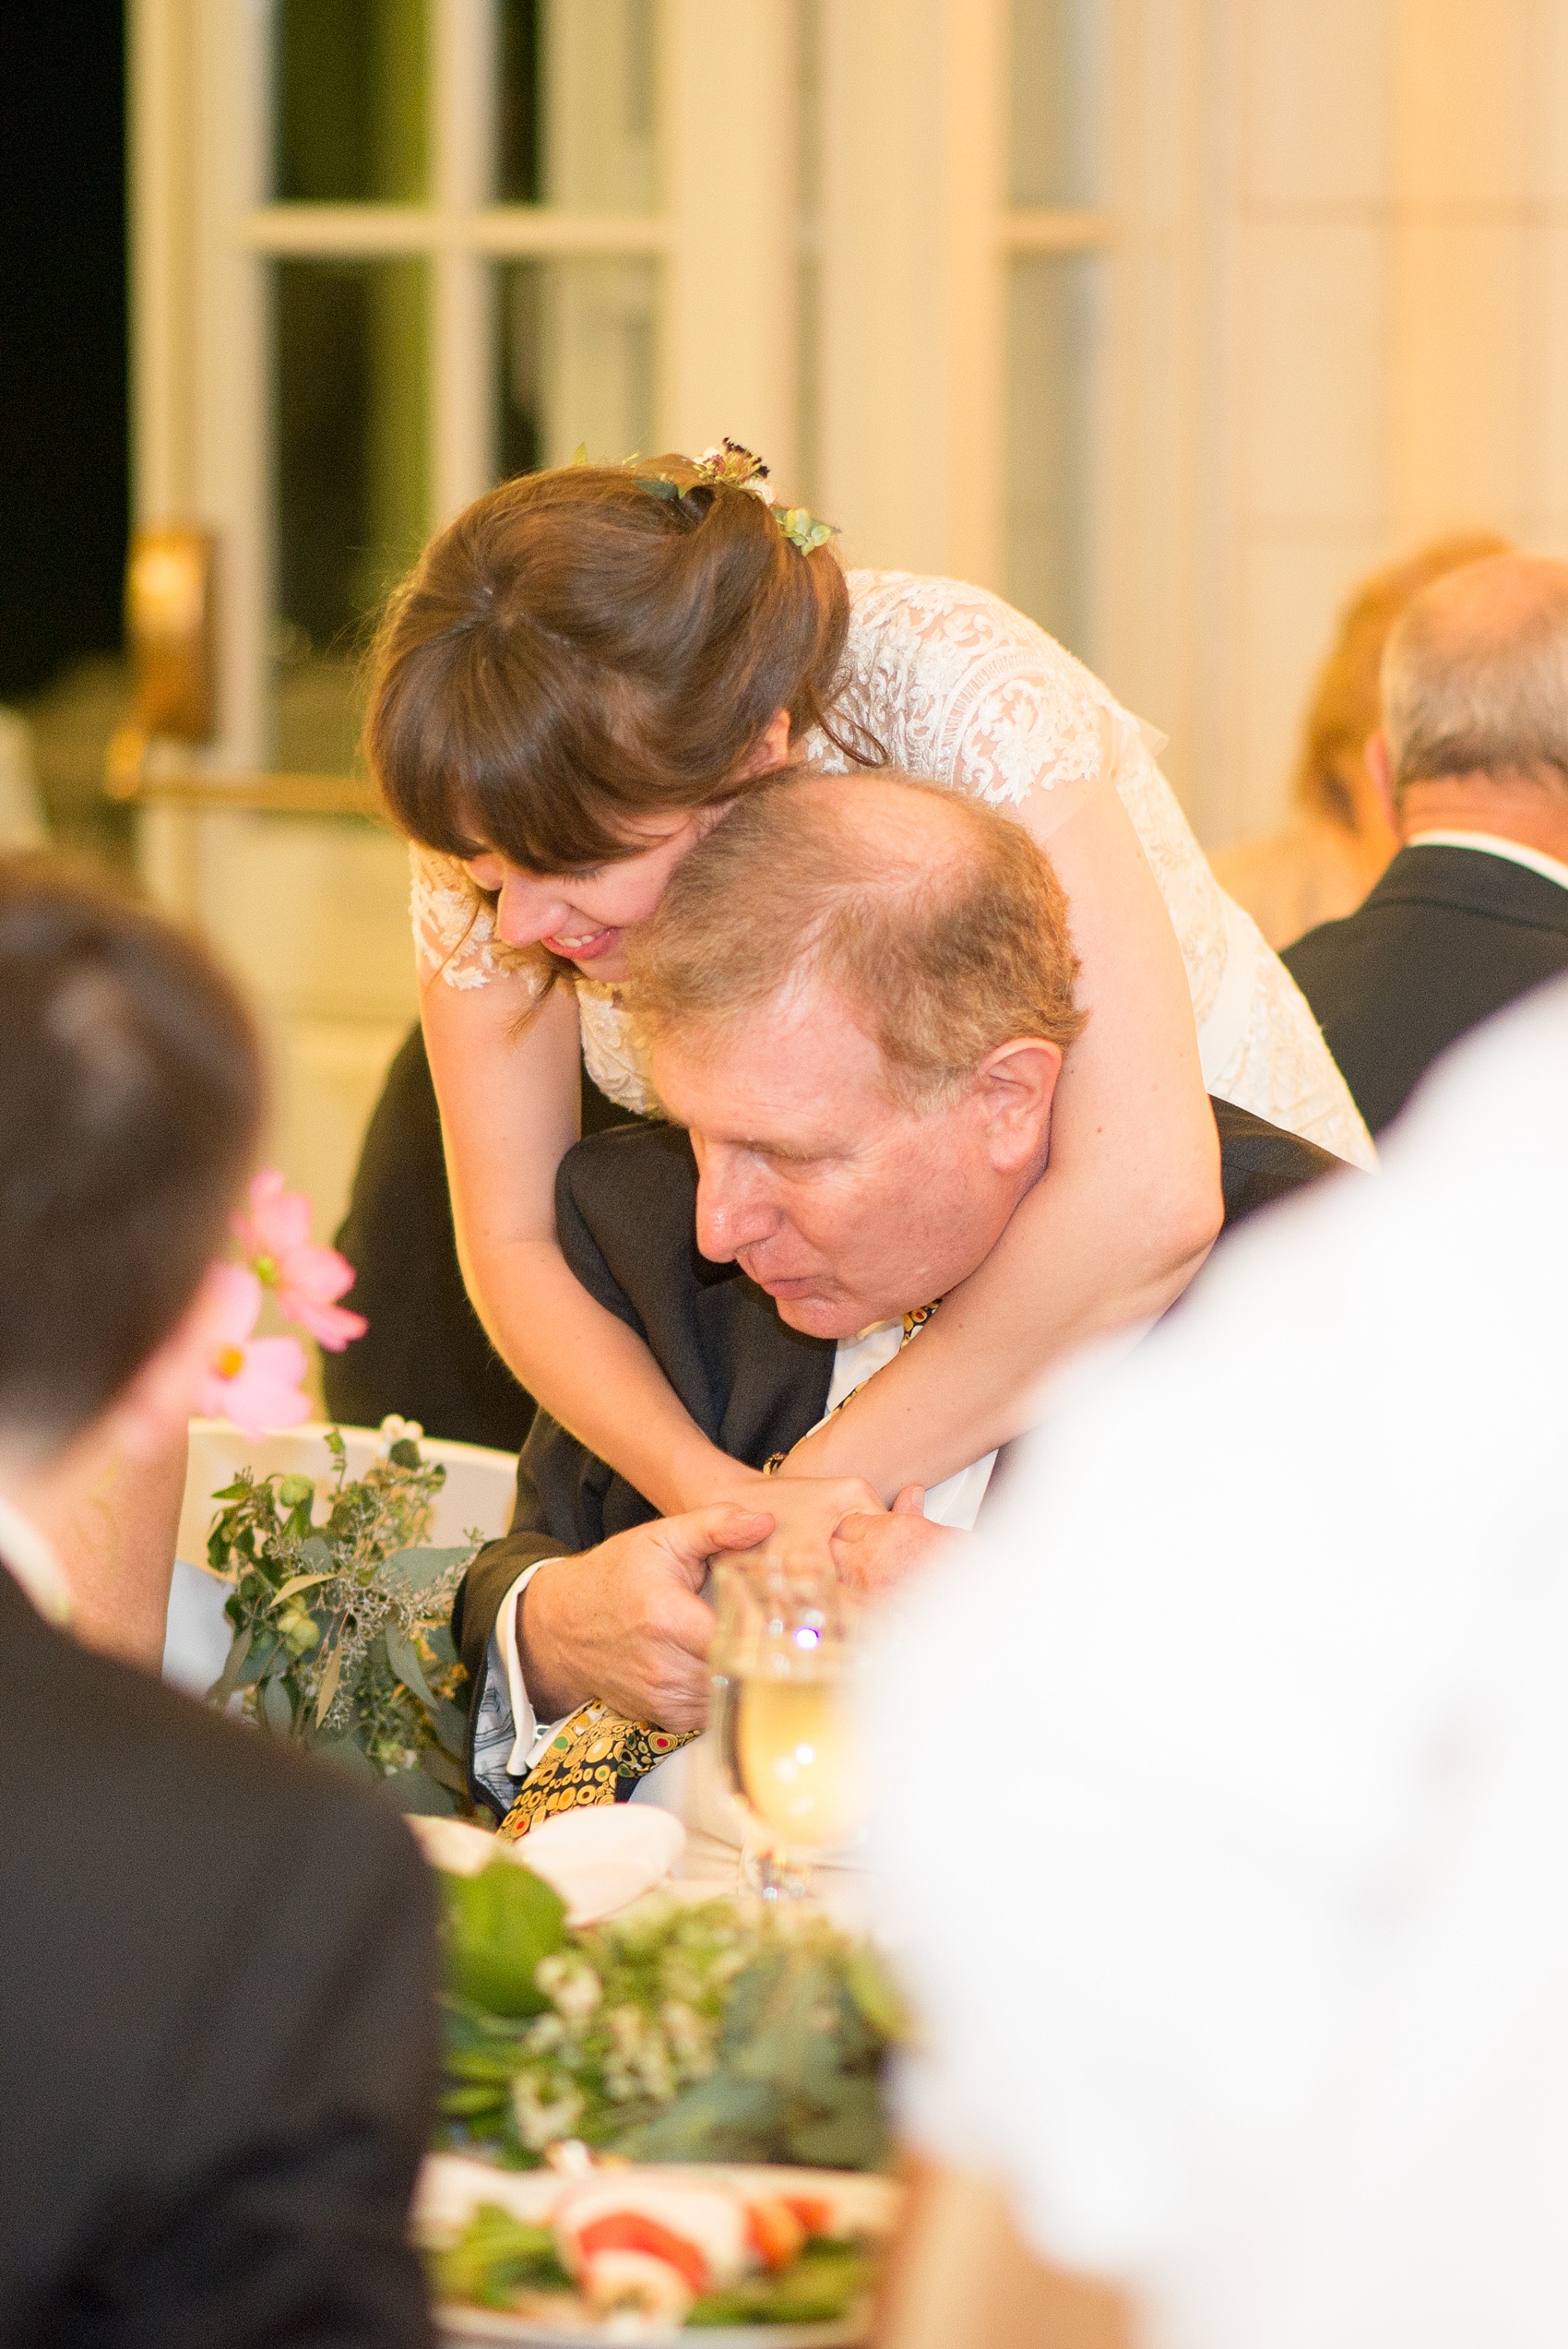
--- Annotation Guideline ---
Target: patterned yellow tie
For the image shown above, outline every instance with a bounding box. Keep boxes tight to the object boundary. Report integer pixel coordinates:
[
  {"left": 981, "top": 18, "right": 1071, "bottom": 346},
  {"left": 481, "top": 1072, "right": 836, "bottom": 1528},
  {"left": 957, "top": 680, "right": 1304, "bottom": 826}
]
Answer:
[{"left": 496, "top": 1301, "right": 940, "bottom": 1840}]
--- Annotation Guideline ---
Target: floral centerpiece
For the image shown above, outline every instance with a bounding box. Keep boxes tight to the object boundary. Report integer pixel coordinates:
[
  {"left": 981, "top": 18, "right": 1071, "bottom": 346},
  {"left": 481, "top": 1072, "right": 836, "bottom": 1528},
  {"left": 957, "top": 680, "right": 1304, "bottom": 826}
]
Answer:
[
  {"left": 438, "top": 1859, "right": 897, "bottom": 2172},
  {"left": 204, "top": 1421, "right": 478, "bottom": 1813}
]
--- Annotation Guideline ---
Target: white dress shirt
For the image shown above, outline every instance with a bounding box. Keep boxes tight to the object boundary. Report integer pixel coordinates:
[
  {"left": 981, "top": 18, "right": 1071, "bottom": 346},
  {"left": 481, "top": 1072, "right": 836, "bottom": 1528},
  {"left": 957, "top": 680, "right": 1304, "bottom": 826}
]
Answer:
[
  {"left": 471, "top": 1317, "right": 995, "bottom": 1821},
  {"left": 869, "top": 972, "right": 1568, "bottom": 2349}
]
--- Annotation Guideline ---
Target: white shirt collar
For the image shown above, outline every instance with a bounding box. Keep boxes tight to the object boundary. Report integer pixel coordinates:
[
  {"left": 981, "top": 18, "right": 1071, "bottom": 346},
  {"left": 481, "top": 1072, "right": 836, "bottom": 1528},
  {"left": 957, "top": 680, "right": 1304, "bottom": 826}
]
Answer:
[
  {"left": 1405, "top": 830, "right": 1568, "bottom": 894},
  {"left": 0, "top": 1490, "right": 73, "bottom": 1627}
]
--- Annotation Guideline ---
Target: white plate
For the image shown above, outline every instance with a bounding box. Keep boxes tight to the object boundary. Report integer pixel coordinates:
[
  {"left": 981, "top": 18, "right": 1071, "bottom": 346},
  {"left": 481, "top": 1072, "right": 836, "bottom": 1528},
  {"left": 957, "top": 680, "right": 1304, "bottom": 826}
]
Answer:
[
  {"left": 409, "top": 1806, "right": 686, "bottom": 1926},
  {"left": 418, "top": 2153, "right": 900, "bottom": 2348}
]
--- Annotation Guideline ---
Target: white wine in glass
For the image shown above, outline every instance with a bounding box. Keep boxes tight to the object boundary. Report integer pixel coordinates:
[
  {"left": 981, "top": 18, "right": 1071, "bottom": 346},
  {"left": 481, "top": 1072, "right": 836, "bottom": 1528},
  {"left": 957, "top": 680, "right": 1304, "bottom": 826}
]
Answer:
[{"left": 711, "top": 1559, "right": 864, "bottom": 1901}]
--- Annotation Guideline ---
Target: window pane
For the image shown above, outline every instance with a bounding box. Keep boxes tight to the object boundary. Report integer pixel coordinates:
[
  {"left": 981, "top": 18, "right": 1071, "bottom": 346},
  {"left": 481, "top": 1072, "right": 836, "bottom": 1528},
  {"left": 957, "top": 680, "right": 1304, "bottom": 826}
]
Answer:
[
  {"left": 274, "top": 260, "right": 429, "bottom": 769},
  {"left": 497, "top": 0, "right": 657, "bottom": 209},
  {"left": 274, "top": 0, "right": 428, "bottom": 203},
  {"left": 1004, "top": 254, "right": 1100, "bottom": 660},
  {"left": 495, "top": 258, "right": 657, "bottom": 478},
  {"left": 1008, "top": 0, "right": 1104, "bottom": 208}
]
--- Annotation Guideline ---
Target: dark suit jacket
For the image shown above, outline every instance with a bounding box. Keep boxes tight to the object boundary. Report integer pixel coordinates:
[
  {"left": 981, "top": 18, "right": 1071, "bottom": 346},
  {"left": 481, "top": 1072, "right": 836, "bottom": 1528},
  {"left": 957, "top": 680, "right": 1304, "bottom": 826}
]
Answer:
[
  {"left": 1283, "top": 842, "right": 1568, "bottom": 1135},
  {"left": 0, "top": 1565, "right": 437, "bottom": 2348},
  {"left": 456, "top": 1097, "right": 1344, "bottom": 1792}
]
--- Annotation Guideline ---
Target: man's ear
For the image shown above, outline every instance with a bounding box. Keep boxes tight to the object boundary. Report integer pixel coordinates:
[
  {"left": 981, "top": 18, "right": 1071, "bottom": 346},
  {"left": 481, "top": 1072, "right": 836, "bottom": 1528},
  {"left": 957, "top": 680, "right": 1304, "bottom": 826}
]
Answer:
[
  {"left": 972, "top": 1037, "right": 1063, "bottom": 1171},
  {"left": 101, "top": 1263, "right": 230, "bottom": 1464},
  {"left": 1364, "top": 729, "right": 1397, "bottom": 830},
  {"left": 736, "top": 707, "right": 792, "bottom": 780}
]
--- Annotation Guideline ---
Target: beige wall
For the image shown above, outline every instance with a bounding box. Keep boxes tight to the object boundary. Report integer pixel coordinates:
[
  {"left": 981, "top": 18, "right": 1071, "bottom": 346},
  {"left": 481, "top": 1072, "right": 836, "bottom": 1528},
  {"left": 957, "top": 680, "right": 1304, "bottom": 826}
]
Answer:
[{"left": 1098, "top": 0, "right": 1568, "bottom": 849}]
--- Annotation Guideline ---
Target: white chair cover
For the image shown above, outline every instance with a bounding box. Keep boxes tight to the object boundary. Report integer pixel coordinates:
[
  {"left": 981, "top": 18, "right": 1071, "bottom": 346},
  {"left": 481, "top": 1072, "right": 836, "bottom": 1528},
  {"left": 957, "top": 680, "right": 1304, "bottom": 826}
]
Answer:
[{"left": 163, "top": 1419, "right": 518, "bottom": 1694}]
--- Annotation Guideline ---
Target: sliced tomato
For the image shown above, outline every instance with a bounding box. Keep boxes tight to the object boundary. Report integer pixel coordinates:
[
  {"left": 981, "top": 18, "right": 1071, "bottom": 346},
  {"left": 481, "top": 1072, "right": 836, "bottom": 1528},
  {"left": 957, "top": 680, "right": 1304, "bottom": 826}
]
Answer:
[
  {"left": 745, "top": 2197, "right": 807, "bottom": 2271},
  {"left": 781, "top": 2195, "right": 833, "bottom": 2236},
  {"left": 576, "top": 2212, "right": 709, "bottom": 2295}
]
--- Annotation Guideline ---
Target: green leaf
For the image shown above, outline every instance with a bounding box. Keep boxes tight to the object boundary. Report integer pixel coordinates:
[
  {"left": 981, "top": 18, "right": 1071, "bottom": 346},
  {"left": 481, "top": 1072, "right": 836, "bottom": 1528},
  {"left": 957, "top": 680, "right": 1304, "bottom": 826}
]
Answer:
[
  {"left": 442, "top": 1862, "right": 567, "bottom": 2016},
  {"left": 431, "top": 1696, "right": 470, "bottom": 1759},
  {"left": 260, "top": 1674, "right": 294, "bottom": 1735},
  {"left": 314, "top": 1638, "right": 343, "bottom": 1725},
  {"left": 326, "top": 1426, "right": 346, "bottom": 1461},
  {"left": 845, "top": 1942, "right": 909, "bottom": 2042},
  {"left": 419, "top": 1744, "right": 468, "bottom": 1794},
  {"left": 425, "top": 1624, "right": 459, "bottom": 1667},
  {"left": 278, "top": 1473, "right": 314, "bottom": 1508},
  {"left": 385, "top": 1623, "right": 437, "bottom": 1710},
  {"left": 205, "top": 1624, "right": 252, "bottom": 1707},
  {"left": 305, "top": 1730, "right": 377, "bottom": 1778},
  {"left": 238, "top": 1631, "right": 279, "bottom": 1686},
  {"left": 273, "top": 1568, "right": 332, "bottom": 1604},
  {"left": 389, "top": 1768, "right": 457, "bottom": 1815},
  {"left": 387, "top": 1544, "right": 472, "bottom": 1592}
]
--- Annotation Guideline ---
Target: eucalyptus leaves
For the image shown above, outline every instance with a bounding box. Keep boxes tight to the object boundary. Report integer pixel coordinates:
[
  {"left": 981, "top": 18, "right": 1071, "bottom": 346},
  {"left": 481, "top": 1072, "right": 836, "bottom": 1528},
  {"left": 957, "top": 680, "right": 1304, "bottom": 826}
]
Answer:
[{"left": 205, "top": 1427, "right": 477, "bottom": 1814}]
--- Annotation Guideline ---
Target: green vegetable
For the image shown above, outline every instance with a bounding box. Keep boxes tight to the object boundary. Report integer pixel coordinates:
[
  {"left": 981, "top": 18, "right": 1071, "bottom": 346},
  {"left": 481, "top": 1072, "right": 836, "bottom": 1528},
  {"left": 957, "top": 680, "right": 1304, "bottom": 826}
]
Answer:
[
  {"left": 688, "top": 2241, "right": 873, "bottom": 2326},
  {"left": 443, "top": 1862, "right": 568, "bottom": 2018},
  {"left": 432, "top": 2202, "right": 571, "bottom": 2309}
]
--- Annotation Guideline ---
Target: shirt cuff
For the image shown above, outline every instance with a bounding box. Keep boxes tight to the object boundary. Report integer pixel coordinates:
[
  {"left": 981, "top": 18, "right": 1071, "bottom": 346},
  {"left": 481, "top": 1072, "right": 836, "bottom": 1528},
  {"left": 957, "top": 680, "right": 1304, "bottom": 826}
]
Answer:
[
  {"left": 473, "top": 1560, "right": 571, "bottom": 1816},
  {"left": 493, "top": 1558, "right": 574, "bottom": 1775}
]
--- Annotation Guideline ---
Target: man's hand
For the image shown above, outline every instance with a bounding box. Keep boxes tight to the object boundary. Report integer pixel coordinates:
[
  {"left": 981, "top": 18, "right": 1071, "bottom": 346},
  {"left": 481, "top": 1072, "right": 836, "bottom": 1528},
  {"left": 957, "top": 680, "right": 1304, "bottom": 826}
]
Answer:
[
  {"left": 830, "top": 1485, "right": 963, "bottom": 1597},
  {"left": 518, "top": 1505, "right": 774, "bottom": 1729}
]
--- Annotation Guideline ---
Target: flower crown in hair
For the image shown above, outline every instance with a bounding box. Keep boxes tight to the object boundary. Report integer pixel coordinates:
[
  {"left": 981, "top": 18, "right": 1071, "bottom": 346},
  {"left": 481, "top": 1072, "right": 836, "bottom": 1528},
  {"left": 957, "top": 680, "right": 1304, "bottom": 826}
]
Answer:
[{"left": 576, "top": 436, "right": 837, "bottom": 554}]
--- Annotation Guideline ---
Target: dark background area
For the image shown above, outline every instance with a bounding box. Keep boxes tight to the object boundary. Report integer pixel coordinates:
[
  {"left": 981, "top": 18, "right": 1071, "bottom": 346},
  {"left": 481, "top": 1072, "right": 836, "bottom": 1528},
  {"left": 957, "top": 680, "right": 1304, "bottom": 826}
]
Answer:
[{"left": 0, "top": 5, "right": 128, "bottom": 699}]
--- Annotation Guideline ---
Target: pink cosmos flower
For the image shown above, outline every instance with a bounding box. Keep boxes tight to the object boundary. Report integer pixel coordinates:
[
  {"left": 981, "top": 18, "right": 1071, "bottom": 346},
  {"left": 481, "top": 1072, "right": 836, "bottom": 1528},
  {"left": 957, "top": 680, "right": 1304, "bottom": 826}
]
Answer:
[
  {"left": 233, "top": 1169, "right": 368, "bottom": 1352},
  {"left": 193, "top": 1262, "right": 313, "bottom": 1434}
]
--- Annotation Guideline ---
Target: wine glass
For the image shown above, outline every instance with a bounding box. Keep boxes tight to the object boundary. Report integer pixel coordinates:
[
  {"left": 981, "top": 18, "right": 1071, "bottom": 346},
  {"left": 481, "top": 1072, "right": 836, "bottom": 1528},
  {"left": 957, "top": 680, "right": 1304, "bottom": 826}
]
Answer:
[{"left": 709, "top": 1556, "right": 865, "bottom": 1902}]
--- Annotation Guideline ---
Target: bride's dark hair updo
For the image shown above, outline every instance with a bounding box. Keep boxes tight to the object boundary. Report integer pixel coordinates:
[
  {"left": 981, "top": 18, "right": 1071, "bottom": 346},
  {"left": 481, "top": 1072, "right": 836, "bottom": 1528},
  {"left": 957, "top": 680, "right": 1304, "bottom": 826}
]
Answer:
[{"left": 366, "top": 457, "right": 861, "bottom": 874}]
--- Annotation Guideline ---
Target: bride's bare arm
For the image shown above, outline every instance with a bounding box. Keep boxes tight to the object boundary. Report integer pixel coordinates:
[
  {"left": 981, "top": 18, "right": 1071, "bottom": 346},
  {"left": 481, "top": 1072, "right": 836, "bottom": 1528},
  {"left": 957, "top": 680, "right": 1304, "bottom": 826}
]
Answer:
[
  {"left": 422, "top": 976, "right": 719, "bottom": 1512},
  {"left": 783, "top": 785, "right": 1223, "bottom": 1500},
  {"left": 422, "top": 973, "right": 876, "bottom": 1533}
]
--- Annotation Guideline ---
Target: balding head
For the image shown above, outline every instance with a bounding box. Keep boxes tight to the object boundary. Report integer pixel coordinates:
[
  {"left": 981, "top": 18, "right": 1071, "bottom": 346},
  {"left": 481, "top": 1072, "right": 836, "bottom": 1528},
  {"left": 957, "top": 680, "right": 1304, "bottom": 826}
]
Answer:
[
  {"left": 1383, "top": 554, "right": 1568, "bottom": 794},
  {"left": 626, "top": 772, "right": 1084, "bottom": 1336},
  {"left": 629, "top": 769, "right": 1085, "bottom": 1108}
]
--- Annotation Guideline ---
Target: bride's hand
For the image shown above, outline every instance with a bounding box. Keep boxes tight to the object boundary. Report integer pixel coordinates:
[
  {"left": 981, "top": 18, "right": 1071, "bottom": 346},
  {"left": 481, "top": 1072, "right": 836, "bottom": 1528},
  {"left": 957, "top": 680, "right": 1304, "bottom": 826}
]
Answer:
[{"left": 707, "top": 1465, "right": 886, "bottom": 1575}]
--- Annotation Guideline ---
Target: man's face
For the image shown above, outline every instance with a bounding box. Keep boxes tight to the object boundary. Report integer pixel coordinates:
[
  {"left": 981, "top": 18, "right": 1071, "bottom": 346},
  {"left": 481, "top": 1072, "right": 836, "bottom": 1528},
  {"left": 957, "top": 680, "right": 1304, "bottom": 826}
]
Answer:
[{"left": 649, "top": 979, "right": 1041, "bottom": 1341}]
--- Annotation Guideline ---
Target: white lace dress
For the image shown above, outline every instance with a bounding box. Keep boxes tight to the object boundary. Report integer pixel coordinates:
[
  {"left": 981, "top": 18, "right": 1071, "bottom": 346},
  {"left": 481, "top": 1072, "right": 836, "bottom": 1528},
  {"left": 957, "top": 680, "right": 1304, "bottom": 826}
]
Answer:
[{"left": 410, "top": 569, "right": 1374, "bottom": 1167}]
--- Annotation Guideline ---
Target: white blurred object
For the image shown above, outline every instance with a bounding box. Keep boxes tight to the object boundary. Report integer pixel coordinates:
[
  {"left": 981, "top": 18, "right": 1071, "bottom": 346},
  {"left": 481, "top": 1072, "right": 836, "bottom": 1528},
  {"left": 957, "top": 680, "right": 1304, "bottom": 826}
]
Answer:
[
  {"left": 0, "top": 709, "right": 47, "bottom": 849},
  {"left": 409, "top": 1803, "right": 685, "bottom": 1926},
  {"left": 872, "top": 972, "right": 1568, "bottom": 2349},
  {"left": 163, "top": 1419, "right": 517, "bottom": 1694}
]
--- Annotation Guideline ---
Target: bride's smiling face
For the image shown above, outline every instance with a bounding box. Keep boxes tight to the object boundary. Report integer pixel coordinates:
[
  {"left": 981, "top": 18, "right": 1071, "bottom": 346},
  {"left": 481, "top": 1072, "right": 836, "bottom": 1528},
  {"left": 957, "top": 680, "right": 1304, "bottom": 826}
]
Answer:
[
  {"left": 461, "top": 709, "right": 793, "bottom": 983},
  {"left": 462, "top": 817, "right": 708, "bottom": 984}
]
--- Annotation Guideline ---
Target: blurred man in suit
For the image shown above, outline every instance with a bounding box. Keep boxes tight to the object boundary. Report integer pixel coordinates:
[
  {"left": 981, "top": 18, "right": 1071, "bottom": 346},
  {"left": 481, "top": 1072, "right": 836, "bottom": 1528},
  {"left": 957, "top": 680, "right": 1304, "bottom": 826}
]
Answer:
[
  {"left": 0, "top": 860, "right": 436, "bottom": 2347},
  {"left": 1284, "top": 553, "right": 1568, "bottom": 1134}
]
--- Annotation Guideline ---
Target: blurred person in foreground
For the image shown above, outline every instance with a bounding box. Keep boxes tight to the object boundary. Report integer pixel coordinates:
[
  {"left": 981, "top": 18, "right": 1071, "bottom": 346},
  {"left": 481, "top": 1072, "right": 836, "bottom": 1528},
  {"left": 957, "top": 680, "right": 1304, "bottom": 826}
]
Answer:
[
  {"left": 1215, "top": 531, "right": 1507, "bottom": 948},
  {"left": 1283, "top": 551, "right": 1568, "bottom": 1134},
  {"left": 870, "top": 971, "right": 1568, "bottom": 2349},
  {"left": 453, "top": 773, "right": 1341, "bottom": 1847},
  {"left": 0, "top": 860, "right": 436, "bottom": 2347}
]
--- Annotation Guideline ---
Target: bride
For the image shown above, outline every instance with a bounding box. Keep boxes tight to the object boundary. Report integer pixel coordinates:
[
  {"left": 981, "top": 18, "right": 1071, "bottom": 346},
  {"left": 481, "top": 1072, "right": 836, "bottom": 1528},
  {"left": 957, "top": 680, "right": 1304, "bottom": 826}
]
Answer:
[{"left": 366, "top": 444, "right": 1370, "bottom": 1538}]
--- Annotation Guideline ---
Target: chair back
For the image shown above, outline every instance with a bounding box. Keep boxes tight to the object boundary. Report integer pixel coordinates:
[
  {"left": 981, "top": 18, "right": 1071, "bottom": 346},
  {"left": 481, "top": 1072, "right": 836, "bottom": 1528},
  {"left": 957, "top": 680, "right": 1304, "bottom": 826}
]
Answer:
[{"left": 164, "top": 1420, "right": 517, "bottom": 1694}]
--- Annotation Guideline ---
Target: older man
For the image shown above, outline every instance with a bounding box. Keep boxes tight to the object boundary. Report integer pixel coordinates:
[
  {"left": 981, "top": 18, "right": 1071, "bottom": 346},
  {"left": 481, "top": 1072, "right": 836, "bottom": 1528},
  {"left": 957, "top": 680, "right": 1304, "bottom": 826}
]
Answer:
[
  {"left": 456, "top": 773, "right": 1339, "bottom": 1835},
  {"left": 1285, "top": 552, "right": 1568, "bottom": 1134}
]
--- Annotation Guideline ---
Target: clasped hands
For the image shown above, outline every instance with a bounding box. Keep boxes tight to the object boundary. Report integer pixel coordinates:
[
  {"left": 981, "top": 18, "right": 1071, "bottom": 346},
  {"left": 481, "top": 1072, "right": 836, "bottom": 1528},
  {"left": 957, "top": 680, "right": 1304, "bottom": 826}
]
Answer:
[{"left": 518, "top": 1473, "right": 958, "bottom": 1734}]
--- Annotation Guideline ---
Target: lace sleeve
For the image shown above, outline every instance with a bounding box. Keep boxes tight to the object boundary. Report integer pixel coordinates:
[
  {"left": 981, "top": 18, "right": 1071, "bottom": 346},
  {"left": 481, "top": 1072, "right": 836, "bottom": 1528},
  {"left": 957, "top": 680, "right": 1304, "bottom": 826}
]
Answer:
[
  {"left": 832, "top": 572, "right": 1114, "bottom": 840},
  {"left": 409, "top": 841, "right": 542, "bottom": 996}
]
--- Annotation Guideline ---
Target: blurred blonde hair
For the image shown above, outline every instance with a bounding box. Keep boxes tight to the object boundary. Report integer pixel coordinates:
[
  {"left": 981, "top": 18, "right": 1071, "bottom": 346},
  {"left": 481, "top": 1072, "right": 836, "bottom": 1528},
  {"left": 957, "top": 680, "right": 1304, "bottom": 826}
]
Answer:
[{"left": 1295, "top": 531, "right": 1511, "bottom": 829}]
